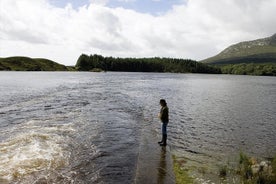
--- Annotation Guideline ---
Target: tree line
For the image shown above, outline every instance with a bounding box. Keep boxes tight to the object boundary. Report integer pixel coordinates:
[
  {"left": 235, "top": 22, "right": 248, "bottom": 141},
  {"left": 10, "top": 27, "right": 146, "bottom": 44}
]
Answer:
[
  {"left": 220, "top": 63, "right": 276, "bottom": 76},
  {"left": 75, "top": 54, "right": 221, "bottom": 74}
]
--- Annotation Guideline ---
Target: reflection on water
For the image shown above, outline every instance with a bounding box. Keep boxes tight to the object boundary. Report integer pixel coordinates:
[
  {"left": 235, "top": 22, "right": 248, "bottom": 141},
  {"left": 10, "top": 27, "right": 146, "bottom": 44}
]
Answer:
[
  {"left": 157, "top": 147, "right": 168, "bottom": 184},
  {"left": 0, "top": 72, "right": 275, "bottom": 183}
]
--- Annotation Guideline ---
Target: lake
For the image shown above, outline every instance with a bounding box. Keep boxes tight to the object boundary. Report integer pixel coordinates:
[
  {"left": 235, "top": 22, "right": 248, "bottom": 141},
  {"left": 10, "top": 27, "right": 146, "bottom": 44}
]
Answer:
[{"left": 0, "top": 72, "right": 275, "bottom": 183}]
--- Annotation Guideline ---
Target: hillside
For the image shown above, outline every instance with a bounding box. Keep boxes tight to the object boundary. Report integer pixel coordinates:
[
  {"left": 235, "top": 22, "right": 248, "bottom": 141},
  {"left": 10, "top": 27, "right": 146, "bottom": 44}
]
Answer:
[
  {"left": 202, "top": 34, "right": 276, "bottom": 64},
  {"left": 0, "top": 57, "right": 69, "bottom": 71}
]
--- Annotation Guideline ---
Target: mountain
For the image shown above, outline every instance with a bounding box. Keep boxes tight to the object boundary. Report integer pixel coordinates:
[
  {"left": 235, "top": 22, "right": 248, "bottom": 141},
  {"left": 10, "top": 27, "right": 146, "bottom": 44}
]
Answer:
[
  {"left": 0, "top": 57, "right": 69, "bottom": 71},
  {"left": 201, "top": 34, "right": 276, "bottom": 64}
]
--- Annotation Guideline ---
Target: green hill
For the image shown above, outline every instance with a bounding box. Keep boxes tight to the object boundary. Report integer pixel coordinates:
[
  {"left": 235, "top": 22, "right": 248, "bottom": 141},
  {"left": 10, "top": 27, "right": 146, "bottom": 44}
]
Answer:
[
  {"left": 0, "top": 57, "right": 69, "bottom": 71},
  {"left": 200, "top": 34, "right": 276, "bottom": 76},
  {"left": 202, "top": 34, "right": 276, "bottom": 64}
]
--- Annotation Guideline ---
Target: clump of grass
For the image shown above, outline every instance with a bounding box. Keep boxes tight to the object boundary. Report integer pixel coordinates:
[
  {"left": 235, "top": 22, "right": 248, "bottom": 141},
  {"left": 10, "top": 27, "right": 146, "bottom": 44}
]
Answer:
[
  {"left": 172, "top": 155, "right": 194, "bottom": 184},
  {"left": 270, "top": 156, "right": 276, "bottom": 183},
  {"left": 219, "top": 165, "right": 227, "bottom": 177},
  {"left": 238, "top": 152, "right": 253, "bottom": 180},
  {"left": 217, "top": 153, "right": 276, "bottom": 183},
  {"left": 237, "top": 152, "right": 275, "bottom": 184}
]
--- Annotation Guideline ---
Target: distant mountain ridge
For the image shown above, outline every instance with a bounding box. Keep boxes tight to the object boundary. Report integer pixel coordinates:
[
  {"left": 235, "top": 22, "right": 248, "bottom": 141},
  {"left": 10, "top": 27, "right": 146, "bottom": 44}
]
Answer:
[
  {"left": 0, "top": 56, "right": 69, "bottom": 71},
  {"left": 202, "top": 34, "right": 276, "bottom": 64}
]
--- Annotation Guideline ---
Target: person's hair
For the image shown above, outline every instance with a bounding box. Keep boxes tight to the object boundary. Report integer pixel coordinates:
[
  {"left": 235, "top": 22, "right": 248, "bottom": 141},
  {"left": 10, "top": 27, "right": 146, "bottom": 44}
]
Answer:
[{"left": 160, "top": 99, "right": 167, "bottom": 106}]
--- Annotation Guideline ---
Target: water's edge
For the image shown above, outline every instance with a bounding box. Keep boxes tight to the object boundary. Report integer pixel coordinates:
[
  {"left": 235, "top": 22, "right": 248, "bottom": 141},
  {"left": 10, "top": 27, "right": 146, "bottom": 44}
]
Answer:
[
  {"left": 1, "top": 72, "right": 275, "bottom": 183},
  {"left": 135, "top": 121, "right": 175, "bottom": 184}
]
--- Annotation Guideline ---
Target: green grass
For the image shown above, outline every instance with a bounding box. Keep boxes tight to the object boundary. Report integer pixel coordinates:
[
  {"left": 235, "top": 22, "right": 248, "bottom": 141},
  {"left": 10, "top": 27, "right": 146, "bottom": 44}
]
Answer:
[
  {"left": 238, "top": 153, "right": 276, "bottom": 184},
  {"left": 218, "top": 153, "right": 276, "bottom": 184},
  {"left": 201, "top": 34, "right": 276, "bottom": 65},
  {"left": 203, "top": 47, "right": 276, "bottom": 64},
  {"left": 172, "top": 155, "right": 194, "bottom": 184},
  {"left": 173, "top": 152, "right": 276, "bottom": 184},
  {"left": 0, "top": 57, "right": 68, "bottom": 71},
  {"left": 219, "top": 165, "right": 227, "bottom": 177}
]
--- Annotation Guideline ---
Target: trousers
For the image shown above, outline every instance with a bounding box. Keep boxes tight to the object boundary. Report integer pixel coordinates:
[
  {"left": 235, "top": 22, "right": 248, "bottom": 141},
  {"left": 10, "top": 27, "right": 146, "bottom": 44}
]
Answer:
[{"left": 162, "top": 122, "right": 168, "bottom": 135}]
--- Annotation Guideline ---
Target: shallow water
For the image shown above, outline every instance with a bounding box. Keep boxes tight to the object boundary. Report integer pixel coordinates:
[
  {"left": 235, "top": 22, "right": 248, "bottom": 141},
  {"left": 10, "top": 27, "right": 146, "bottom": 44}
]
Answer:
[{"left": 0, "top": 72, "right": 275, "bottom": 183}]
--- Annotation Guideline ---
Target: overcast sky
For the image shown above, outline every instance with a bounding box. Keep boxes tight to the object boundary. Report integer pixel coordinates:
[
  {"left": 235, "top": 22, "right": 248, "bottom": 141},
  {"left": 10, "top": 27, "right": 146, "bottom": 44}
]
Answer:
[{"left": 0, "top": 0, "right": 275, "bottom": 65}]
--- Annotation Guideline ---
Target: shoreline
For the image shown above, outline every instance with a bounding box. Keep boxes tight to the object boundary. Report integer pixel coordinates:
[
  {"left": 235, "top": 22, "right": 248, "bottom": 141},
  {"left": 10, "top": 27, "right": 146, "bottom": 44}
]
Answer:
[{"left": 134, "top": 121, "right": 175, "bottom": 184}]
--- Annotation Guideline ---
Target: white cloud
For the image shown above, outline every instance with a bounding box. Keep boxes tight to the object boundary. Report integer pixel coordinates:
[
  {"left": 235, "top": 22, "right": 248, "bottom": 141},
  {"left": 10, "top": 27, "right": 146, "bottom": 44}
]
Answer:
[
  {"left": 89, "top": 0, "right": 109, "bottom": 5},
  {"left": 0, "top": 0, "right": 275, "bottom": 65}
]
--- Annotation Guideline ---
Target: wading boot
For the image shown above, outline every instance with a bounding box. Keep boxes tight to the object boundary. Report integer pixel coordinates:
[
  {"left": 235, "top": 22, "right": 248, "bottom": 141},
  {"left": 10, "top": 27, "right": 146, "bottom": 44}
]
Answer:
[
  {"left": 158, "top": 135, "right": 164, "bottom": 144},
  {"left": 160, "top": 134, "right": 167, "bottom": 146}
]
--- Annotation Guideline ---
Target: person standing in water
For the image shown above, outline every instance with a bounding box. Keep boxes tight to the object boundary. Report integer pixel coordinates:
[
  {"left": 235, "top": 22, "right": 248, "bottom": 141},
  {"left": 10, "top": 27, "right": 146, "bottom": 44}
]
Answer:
[{"left": 158, "top": 99, "right": 169, "bottom": 146}]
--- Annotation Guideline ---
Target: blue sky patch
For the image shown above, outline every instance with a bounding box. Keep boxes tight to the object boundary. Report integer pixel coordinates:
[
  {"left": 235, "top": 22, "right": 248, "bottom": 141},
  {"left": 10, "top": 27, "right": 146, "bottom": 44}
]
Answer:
[
  {"left": 107, "top": 0, "right": 184, "bottom": 15},
  {"left": 49, "top": 0, "right": 185, "bottom": 15}
]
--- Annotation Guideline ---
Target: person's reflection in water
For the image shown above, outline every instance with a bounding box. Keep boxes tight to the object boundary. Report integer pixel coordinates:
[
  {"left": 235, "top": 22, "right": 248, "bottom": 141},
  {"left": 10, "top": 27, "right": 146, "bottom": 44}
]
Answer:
[{"left": 157, "top": 147, "right": 167, "bottom": 184}]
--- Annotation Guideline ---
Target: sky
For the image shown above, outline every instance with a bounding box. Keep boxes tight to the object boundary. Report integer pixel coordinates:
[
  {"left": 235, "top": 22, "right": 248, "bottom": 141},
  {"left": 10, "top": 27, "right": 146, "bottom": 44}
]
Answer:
[{"left": 0, "top": 0, "right": 276, "bottom": 66}]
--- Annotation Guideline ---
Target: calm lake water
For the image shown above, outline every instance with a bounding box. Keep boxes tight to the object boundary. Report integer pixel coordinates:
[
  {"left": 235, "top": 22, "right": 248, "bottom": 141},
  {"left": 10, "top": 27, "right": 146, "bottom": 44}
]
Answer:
[{"left": 0, "top": 72, "right": 275, "bottom": 183}]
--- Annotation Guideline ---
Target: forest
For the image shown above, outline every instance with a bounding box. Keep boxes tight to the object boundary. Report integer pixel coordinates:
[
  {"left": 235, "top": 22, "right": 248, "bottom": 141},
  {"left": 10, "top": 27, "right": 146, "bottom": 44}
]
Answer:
[{"left": 75, "top": 54, "right": 221, "bottom": 74}]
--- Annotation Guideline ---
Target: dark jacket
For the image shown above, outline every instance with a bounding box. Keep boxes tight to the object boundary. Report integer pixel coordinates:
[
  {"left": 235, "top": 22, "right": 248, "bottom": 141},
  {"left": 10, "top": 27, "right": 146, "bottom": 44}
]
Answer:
[{"left": 160, "top": 106, "right": 169, "bottom": 123}]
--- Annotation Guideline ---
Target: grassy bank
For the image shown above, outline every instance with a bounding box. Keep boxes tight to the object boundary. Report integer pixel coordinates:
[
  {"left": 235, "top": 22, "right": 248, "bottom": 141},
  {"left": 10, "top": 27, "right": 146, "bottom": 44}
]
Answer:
[
  {"left": 0, "top": 57, "right": 69, "bottom": 71},
  {"left": 172, "top": 155, "right": 194, "bottom": 184},
  {"left": 221, "top": 153, "right": 276, "bottom": 184},
  {"left": 173, "top": 153, "right": 276, "bottom": 184}
]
